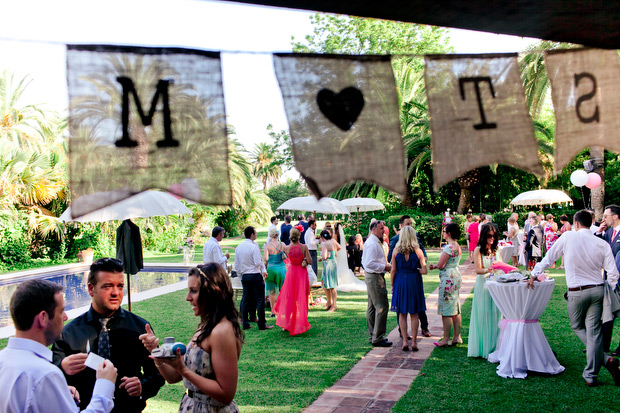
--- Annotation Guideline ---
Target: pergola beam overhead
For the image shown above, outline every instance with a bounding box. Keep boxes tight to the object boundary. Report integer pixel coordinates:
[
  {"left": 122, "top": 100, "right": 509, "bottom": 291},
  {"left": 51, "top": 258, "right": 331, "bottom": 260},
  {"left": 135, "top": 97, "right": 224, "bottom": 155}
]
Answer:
[{"left": 226, "top": 0, "right": 620, "bottom": 49}]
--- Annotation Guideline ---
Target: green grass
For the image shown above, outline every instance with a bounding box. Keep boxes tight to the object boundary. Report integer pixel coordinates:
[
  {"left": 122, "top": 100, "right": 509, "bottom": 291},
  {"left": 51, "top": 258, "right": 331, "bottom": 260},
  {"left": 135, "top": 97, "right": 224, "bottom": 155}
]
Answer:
[
  {"left": 1, "top": 249, "right": 441, "bottom": 412},
  {"left": 140, "top": 259, "right": 440, "bottom": 412},
  {"left": 393, "top": 269, "right": 620, "bottom": 412}
]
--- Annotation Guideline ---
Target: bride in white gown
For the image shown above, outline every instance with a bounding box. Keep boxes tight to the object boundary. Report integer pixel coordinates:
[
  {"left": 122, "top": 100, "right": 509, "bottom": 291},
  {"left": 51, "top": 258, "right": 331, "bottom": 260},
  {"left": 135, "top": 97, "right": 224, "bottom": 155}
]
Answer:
[{"left": 334, "top": 223, "right": 367, "bottom": 292}]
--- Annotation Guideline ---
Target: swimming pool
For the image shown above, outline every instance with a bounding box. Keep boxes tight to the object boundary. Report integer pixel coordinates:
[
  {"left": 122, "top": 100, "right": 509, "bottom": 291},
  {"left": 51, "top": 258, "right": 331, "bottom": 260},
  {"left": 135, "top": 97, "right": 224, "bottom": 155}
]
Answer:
[{"left": 0, "top": 265, "right": 192, "bottom": 331}]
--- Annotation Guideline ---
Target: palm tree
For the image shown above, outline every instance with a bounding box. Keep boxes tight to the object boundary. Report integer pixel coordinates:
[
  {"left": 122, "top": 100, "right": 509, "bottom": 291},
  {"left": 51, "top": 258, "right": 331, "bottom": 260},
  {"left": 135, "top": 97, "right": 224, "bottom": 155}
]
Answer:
[
  {"left": 251, "top": 142, "right": 282, "bottom": 189},
  {"left": 519, "top": 42, "right": 607, "bottom": 216},
  {"left": 0, "top": 70, "right": 49, "bottom": 151}
]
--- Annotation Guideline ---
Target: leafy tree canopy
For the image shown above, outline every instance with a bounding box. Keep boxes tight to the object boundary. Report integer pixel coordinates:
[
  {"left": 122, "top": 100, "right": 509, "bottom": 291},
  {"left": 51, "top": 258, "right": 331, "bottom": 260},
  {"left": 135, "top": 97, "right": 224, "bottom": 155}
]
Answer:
[{"left": 292, "top": 13, "right": 453, "bottom": 59}]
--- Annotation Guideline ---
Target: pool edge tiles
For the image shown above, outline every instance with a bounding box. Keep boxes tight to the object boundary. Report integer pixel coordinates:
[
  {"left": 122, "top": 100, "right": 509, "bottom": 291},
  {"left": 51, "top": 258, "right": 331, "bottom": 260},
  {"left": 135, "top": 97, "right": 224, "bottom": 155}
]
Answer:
[{"left": 0, "top": 279, "right": 188, "bottom": 340}]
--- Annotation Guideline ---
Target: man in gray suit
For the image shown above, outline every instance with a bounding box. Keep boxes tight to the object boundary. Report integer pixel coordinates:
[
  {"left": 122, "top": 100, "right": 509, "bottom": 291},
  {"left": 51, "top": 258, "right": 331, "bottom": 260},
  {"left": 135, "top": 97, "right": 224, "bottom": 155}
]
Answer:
[
  {"left": 596, "top": 205, "right": 620, "bottom": 354},
  {"left": 530, "top": 210, "right": 620, "bottom": 387}
]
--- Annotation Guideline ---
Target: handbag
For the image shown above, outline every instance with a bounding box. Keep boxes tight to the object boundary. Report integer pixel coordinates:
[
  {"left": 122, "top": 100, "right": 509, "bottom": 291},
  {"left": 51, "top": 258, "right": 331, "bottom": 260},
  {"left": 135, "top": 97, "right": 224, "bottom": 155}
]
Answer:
[{"left": 301, "top": 259, "right": 308, "bottom": 267}]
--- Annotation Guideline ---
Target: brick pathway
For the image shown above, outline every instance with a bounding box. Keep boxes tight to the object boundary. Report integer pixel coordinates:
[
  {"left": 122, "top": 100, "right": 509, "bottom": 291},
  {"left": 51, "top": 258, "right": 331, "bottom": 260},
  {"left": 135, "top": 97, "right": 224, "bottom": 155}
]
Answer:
[{"left": 304, "top": 260, "right": 478, "bottom": 413}]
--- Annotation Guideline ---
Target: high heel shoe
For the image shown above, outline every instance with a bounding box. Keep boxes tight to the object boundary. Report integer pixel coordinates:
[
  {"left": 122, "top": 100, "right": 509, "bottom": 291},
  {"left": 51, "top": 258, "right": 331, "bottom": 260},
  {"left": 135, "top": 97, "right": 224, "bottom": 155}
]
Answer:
[
  {"left": 451, "top": 338, "right": 463, "bottom": 345},
  {"left": 434, "top": 341, "right": 449, "bottom": 347}
]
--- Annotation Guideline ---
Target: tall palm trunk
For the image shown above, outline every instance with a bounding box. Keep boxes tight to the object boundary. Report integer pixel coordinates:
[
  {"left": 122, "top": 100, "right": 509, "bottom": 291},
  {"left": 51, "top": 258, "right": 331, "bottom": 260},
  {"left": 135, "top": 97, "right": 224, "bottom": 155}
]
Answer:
[
  {"left": 590, "top": 146, "right": 605, "bottom": 220},
  {"left": 457, "top": 169, "right": 481, "bottom": 214}
]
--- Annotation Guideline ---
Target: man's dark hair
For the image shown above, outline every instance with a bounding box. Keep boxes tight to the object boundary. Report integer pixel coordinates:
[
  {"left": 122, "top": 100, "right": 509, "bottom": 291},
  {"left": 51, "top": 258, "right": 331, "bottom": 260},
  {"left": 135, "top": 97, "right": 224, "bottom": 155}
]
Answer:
[
  {"left": 369, "top": 220, "right": 384, "bottom": 231},
  {"left": 270, "top": 216, "right": 277, "bottom": 224},
  {"left": 605, "top": 205, "right": 620, "bottom": 219},
  {"left": 284, "top": 215, "right": 291, "bottom": 223},
  {"left": 10, "top": 279, "right": 63, "bottom": 331},
  {"left": 211, "top": 226, "right": 225, "bottom": 238},
  {"left": 307, "top": 218, "right": 316, "bottom": 227},
  {"left": 244, "top": 226, "right": 256, "bottom": 239},
  {"left": 297, "top": 214, "right": 304, "bottom": 221},
  {"left": 574, "top": 210, "right": 593, "bottom": 228},
  {"left": 88, "top": 257, "right": 124, "bottom": 285},
  {"left": 399, "top": 215, "right": 411, "bottom": 226}
]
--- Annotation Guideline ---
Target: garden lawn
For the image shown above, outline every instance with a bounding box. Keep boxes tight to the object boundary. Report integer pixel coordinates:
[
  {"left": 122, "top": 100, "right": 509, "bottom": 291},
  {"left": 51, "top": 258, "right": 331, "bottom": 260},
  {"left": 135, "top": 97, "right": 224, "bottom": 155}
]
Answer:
[
  {"left": 141, "top": 260, "right": 440, "bottom": 413},
  {"left": 393, "top": 269, "right": 620, "bottom": 412},
  {"left": 0, "top": 250, "right": 440, "bottom": 412}
]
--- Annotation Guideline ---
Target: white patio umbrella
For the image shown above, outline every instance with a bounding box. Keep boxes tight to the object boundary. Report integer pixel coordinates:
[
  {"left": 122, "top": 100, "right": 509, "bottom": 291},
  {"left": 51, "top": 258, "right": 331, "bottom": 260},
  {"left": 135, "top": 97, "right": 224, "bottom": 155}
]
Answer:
[
  {"left": 59, "top": 190, "right": 192, "bottom": 311},
  {"left": 341, "top": 198, "right": 386, "bottom": 232},
  {"left": 59, "top": 190, "right": 191, "bottom": 222},
  {"left": 509, "top": 189, "right": 573, "bottom": 206},
  {"left": 276, "top": 196, "right": 350, "bottom": 215}
]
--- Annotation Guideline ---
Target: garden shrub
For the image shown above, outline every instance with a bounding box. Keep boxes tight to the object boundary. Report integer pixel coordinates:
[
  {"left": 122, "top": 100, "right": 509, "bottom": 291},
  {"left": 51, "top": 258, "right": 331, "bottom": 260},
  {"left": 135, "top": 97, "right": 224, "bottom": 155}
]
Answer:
[{"left": 0, "top": 217, "right": 31, "bottom": 269}]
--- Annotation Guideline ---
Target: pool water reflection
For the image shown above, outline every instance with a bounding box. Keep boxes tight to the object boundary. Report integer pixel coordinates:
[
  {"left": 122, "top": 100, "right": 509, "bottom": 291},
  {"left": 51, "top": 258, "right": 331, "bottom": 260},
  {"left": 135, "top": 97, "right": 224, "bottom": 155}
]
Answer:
[{"left": 0, "top": 269, "right": 188, "bottom": 329}]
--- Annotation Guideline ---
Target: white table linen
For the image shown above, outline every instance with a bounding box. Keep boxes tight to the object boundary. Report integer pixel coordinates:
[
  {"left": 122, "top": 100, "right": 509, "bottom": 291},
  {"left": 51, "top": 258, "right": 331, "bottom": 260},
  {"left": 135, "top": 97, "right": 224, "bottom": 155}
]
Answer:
[{"left": 487, "top": 278, "right": 564, "bottom": 378}]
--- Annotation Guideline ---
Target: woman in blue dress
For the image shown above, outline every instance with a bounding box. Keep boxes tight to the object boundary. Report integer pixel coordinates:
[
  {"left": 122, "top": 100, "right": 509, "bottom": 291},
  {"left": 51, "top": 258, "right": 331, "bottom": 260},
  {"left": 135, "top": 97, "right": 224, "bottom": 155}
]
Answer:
[
  {"left": 390, "top": 226, "right": 427, "bottom": 351},
  {"left": 467, "top": 223, "right": 503, "bottom": 358}
]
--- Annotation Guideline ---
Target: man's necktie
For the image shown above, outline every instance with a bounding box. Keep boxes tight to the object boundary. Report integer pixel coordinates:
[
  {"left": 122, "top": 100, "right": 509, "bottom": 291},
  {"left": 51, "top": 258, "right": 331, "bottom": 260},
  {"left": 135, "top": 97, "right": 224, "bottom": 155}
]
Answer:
[
  {"left": 613, "top": 229, "right": 617, "bottom": 241},
  {"left": 98, "top": 318, "right": 111, "bottom": 359}
]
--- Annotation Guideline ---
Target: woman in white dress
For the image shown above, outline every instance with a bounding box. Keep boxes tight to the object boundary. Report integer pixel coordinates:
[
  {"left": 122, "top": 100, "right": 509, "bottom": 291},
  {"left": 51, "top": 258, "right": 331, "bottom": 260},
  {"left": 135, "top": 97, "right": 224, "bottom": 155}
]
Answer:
[{"left": 334, "top": 223, "right": 366, "bottom": 292}]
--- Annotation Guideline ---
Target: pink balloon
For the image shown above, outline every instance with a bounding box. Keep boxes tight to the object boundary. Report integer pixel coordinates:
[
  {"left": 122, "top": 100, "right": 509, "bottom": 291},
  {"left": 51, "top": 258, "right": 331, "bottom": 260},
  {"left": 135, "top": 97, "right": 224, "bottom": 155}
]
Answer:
[{"left": 585, "top": 172, "right": 602, "bottom": 189}]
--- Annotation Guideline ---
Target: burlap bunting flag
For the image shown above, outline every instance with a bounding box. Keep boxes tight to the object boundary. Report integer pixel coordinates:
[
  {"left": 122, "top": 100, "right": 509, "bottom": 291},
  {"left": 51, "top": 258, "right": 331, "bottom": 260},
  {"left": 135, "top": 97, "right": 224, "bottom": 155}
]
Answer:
[
  {"left": 66, "top": 45, "right": 231, "bottom": 219},
  {"left": 425, "top": 53, "right": 544, "bottom": 191},
  {"left": 273, "top": 53, "right": 406, "bottom": 199},
  {"left": 545, "top": 48, "right": 620, "bottom": 172}
]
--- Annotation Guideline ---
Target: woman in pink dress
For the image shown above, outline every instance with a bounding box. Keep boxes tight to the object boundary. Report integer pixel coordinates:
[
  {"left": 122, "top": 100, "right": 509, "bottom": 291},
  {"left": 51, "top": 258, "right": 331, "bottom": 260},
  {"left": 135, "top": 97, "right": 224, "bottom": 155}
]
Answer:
[
  {"left": 467, "top": 216, "right": 480, "bottom": 263},
  {"left": 544, "top": 214, "right": 559, "bottom": 268},
  {"left": 274, "top": 227, "right": 312, "bottom": 336}
]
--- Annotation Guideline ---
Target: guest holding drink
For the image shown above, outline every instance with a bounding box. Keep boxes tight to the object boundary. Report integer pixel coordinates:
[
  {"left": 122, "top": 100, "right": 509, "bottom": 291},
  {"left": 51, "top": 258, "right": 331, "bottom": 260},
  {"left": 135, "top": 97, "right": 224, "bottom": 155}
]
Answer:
[
  {"left": 140, "top": 264, "right": 243, "bottom": 412},
  {"left": 429, "top": 223, "right": 463, "bottom": 347},
  {"left": 468, "top": 223, "right": 503, "bottom": 358},
  {"left": 390, "top": 226, "right": 427, "bottom": 352}
]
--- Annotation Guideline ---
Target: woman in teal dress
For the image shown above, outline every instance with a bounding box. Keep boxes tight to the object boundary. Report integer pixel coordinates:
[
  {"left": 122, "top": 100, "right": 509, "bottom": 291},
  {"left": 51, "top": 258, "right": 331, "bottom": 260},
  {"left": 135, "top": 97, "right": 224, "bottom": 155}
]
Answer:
[
  {"left": 429, "top": 223, "right": 463, "bottom": 347},
  {"left": 467, "top": 223, "right": 503, "bottom": 358},
  {"left": 319, "top": 229, "right": 339, "bottom": 311},
  {"left": 264, "top": 229, "right": 287, "bottom": 316}
]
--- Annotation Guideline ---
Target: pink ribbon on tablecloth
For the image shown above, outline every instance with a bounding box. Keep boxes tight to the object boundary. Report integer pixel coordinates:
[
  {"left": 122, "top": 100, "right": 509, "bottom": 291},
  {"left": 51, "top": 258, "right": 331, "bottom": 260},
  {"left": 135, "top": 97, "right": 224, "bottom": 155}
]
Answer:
[{"left": 498, "top": 318, "right": 539, "bottom": 342}]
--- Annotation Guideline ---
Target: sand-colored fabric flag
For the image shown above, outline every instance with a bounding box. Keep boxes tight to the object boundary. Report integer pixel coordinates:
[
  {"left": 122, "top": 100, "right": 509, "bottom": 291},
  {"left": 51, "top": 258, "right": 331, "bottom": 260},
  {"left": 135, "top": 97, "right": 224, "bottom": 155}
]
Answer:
[
  {"left": 425, "top": 53, "right": 543, "bottom": 191},
  {"left": 66, "top": 45, "right": 231, "bottom": 218},
  {"left": 545, "top": 48, "right": 620, "bottom": 172},
  {"left": 273, "top": 53, "right": 406, "bottom": 199}
]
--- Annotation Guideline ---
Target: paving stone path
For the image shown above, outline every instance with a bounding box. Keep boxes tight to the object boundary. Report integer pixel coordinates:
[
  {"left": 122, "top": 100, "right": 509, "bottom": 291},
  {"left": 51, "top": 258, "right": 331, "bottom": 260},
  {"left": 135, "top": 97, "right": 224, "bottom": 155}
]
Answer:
[{"left": 304, "top": 260, "right": 478, "bottom": 413}]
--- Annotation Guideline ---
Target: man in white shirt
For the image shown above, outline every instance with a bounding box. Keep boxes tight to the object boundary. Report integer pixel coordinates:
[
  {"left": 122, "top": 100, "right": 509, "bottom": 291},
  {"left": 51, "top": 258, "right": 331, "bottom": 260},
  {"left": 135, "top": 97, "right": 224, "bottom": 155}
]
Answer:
[
  {"left": 203, "top": 226, "right": 229, "bottom": 271},
  {"left": 236, "top": 226, "right": 273, "bottom": 331},
  {"left": 529, "top": 210, "right": 620, "bottom": 387},
  {"left": 0, "top": 279, "right": 117, "bottom": 413},
  {"left": 362, "top": 220, "right": 393, "bottom": 347},
  {"left": 266, "top": 216, "right": 280, "bottom": 243},
  {"left": 304, "top": 218, "right": 319, "bottom": 276}
]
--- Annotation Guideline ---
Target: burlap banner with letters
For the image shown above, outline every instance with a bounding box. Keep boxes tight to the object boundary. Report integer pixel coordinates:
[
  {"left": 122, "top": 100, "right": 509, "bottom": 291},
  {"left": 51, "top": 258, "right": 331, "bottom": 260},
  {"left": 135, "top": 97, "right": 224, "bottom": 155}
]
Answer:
[
  {"left": 545, "top": 48, "right": 620, "bottom": 172},
  {"left": 425, "top": 53, "right": 544, "bottom": 191},
  {"left": 66, "top": 45, "right": 231, "bottom": 219},
  {"left": 273, "top": 53, "right": 406, "bottom": 199}
]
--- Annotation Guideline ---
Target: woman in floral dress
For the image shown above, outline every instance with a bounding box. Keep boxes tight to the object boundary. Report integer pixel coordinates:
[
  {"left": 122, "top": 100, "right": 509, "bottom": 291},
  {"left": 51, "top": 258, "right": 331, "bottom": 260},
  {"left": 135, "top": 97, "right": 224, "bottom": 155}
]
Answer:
[{"left": 430, "top": 223, "right": 463, "bottom": 347}]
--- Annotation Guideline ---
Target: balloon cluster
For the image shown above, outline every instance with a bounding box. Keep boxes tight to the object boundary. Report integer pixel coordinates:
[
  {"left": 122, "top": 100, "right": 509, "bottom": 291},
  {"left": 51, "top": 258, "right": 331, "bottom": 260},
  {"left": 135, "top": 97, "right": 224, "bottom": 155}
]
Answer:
[{"left": 570, "top": 170, "right": 602, "bottom": 189}]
